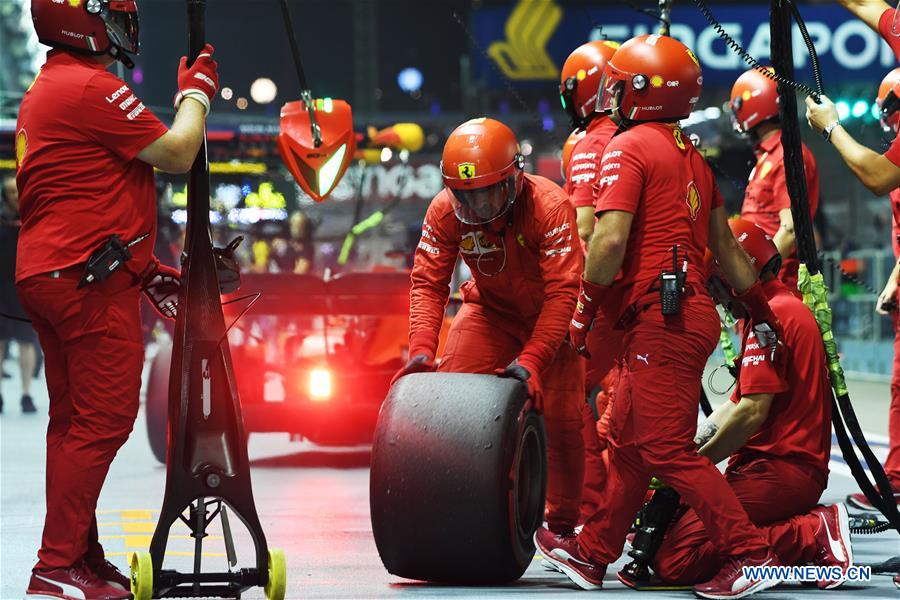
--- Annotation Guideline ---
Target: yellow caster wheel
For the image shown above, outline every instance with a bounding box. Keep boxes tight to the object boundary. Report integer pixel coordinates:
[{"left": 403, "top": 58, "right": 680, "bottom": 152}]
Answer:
[
  {"left": 264, "top": 548, "right": 286, "bottom": 600},
  {"left": 129, "top": 551, "right": 153, "bottom": 600}
]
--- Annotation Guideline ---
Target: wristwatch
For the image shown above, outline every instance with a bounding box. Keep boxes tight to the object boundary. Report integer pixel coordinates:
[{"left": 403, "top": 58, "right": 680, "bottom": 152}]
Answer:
[{"left": 822, "top": 120, "right": 841, "bottom": 142}]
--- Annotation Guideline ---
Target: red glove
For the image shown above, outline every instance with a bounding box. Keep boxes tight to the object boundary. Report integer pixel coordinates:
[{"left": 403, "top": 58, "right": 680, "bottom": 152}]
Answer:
[
  {"left": 735, "top": 281, "right": 784, "bottom": 362},
  {"left": 141, "top": 263, "right": 181, "bottom": 320},
  {"left": 569, "top": 278, "right": 608, "bottom": 358},
  {"left": 495, "top": 362, "right": 543, "bottom": 413},
  {"left": 174, "top": 43, "right": 219, "bottom": 115},
  {"left": 391, "top": 353, "right": 435, "bottom": 386}
]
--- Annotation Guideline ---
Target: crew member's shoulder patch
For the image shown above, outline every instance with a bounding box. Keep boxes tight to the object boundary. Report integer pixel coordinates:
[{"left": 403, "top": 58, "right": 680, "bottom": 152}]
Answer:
[
  {"left": 685, "top": 180, "right": 701, "bottom": 221},
  {"left": 15, "top": 129, "right": 27, "bottom": 170}
]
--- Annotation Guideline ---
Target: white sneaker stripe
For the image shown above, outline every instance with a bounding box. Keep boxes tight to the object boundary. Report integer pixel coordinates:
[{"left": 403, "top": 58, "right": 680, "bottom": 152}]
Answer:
[{"left": 33, "top": 575, "right": 87, "bottom": 600}]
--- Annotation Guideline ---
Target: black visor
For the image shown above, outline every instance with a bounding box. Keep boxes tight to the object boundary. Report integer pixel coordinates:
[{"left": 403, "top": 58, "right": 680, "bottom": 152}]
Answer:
[{"left": 103, "top": 3, "right": 140, "bottom": 54}]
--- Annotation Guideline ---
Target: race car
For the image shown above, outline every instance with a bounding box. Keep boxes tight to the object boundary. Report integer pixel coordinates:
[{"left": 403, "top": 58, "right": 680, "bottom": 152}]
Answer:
[{"left": 144, "top": 270, "right": 451, "bottom": 463}]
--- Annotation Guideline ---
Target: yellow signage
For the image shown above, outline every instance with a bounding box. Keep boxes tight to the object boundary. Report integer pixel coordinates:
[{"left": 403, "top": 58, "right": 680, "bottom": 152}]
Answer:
[{"left": 487, "top": 0, "right": 561, "bottom": 81}]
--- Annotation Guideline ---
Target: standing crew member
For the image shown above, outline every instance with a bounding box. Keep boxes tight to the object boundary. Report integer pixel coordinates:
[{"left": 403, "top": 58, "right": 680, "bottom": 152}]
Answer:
[
  {"left": 18, "top": 1, "right": 218, "bottom": 598},
  {"left": 806, "top": 0, "right": 900, "bottom": 193},
  {"left": 559, "top": 39, "right": 625, "bottom": 523},
  {"left": 730, "top": 67, "right": 820, "bottom": 289},
  {"left": 560, "top": 39, "right": 621, "bottom": 243},
  {"left": 845, "top": 68, "right": 900, "bottom": 511},
  {"left": 536, "top": 35, "right": 784, "bottom": 599},
  {"left": 395, "top": 117, "right": 585, "bottom": 538},
  {"left": 653, "top": 218, "right": 851, "bottom": 590}
]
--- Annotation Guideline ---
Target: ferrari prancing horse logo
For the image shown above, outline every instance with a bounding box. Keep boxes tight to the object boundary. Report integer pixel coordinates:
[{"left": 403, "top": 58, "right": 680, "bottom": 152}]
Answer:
[{"left": 458, "top": 163, "right": 476, "bottom": 179}]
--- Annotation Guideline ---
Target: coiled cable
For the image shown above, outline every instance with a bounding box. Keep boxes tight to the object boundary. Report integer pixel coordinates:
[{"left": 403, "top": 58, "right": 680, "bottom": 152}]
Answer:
[{"left": 691, "top": 0, "right": 823, "bottom": 101}]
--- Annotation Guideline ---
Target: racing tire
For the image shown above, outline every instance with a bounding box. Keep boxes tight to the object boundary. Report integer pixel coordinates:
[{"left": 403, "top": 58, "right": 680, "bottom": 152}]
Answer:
[
  {"left": 370, "top": 372, "right": 546, "bottom": 584},
  {"left": 145, "top": 341, "right": 172, "bottom": 465}
]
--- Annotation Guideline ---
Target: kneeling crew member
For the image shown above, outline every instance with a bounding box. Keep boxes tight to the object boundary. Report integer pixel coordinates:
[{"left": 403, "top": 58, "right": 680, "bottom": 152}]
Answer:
[
  {"left": 397, "top": 117, "right": 586, "bottom": 537},
  {"left": 537, "top": 35, "right": 783, "bottom": 599},
  {"left": 653, "top": 218, "right": 851, "bottom": 590},
  {"left": 18, "top": 1, "right": 217, "bottom": 598}
]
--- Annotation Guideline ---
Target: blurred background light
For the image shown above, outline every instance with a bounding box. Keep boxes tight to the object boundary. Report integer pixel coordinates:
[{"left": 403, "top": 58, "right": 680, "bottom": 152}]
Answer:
[
  {"left": 250, "top": 77, "right": 277, "bottom": 104},
  {"left": 397, "top": 67, "right": 423, "bottom": 93}
]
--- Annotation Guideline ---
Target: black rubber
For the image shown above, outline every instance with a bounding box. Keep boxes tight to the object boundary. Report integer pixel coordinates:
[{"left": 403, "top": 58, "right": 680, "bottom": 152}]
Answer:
[
  {"left": 145, "top": 341, "right": 172, "bottom": 465},
  {"left": 370, "top": 372, "right": 546, "bottom": 584}
]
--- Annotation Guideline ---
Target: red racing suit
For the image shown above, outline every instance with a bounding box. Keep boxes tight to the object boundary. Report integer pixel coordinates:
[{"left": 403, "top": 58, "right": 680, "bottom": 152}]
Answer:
[
  {"left": 409, "top": 173, "right": 585, "bottom": 533},
  {"left": 885, "top": 189, "right": 900, "bottom": 490},
  {"left": 879, "top": 7, "right": 900, "bottom": 61},
  {"left": 15, "top": 50, "right": 166, "bottom": 569},
  {"left": 563, "top": 114, "right": 625, "bottom": 521},
  {"left": 741, "top": 131, "right": 819, "bottom": 289},
  {"left": 654, "top": 278, "right": 832, "bottom": 583},
  {"left": 577, "top": 122, "right": 769, "bottom": 565}
]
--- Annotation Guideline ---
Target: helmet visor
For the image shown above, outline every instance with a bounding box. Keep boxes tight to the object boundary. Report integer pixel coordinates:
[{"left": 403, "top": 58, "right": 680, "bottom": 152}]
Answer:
[
  {"left": 881, "top": 89, "right": 900, "bottom": 133},
  {"left": 447, "top": 175, "right": 516, "bottom": 225},
  {"left": 104, "top": 1, "right": 140, "bottom": 54},
  {"left": 595, "top": 71, "right": 624, "bottom": 115}
]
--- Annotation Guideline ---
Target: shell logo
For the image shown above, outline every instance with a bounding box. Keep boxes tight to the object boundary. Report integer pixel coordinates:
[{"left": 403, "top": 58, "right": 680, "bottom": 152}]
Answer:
[
  {"left": 15, "top": 130, "right": 27, "bottom": 170},
  {"left": 686, "top": 48, "right": 701, "bottom": 68},
  {"left": 68, "top": 0, "right": 81, "bottom": 6},
  {"left": 685, "top": 181, "right": 701, "bottom": 221}
]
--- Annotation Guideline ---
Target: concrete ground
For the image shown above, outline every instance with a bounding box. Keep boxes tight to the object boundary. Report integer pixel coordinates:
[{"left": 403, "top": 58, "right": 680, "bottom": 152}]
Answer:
[{"left": 1, "top": 351, "right": 898, "bottom": 599}]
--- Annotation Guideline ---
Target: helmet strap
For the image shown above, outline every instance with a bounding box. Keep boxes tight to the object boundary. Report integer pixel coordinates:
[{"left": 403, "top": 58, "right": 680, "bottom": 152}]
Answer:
[{"left": 108, "top": 45, "right": 135, "bottom": 69}]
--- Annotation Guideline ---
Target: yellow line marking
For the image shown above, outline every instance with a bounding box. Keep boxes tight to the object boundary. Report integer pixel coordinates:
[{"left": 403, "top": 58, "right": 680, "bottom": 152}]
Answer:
[
  {"left": 106, "top": 551, "right": 226, "bottom": 558},
  {"left": 120, "top": 510, "right": 155, "bottom": 520}
]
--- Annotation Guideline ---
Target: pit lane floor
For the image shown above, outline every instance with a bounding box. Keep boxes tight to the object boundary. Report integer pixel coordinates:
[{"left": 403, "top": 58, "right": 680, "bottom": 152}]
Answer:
[{"left": 1, "top": 362, "right": 898, "bottom": 599}]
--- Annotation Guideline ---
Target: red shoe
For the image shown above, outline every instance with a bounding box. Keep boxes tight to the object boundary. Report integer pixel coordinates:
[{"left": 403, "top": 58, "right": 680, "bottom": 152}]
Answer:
[
  {"left": 810, "top": 503, "right": 852, "bottom": 590},
  {"left": 87, "top": 558, "right": 131, "bottom": 591},
  {"left": 534, "top": 526, "right": 606, "bottom": 590},
  {"left": 693, "top": 550, "right": 780, "bottom": 599},
  {"left": 845, "top": 491, "right": 900, "bottom": 511},
  {"left": 26, "top": 563, "right": 132, "bottom": 600}
]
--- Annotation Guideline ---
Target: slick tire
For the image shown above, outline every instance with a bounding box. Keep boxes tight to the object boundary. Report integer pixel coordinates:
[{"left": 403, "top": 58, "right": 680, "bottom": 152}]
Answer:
[
  {"left": 370, "top": 372, "right": 546, "bottom": 584},
  {"left": 145, "top": 341, "right": 172, "bottom": 465}
]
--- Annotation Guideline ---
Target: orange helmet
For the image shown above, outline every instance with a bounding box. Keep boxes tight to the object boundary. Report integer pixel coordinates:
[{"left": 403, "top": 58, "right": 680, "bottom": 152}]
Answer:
[
  {"left": 728, "top": 218, "right": 781, "bottom": 277},
  {"left": 706, "top": 218, "right": 781, "bottom": 314},
  {"left": 31, "top": 0, "right": 140, "bottom": 64},
  {"left": 596, "top": 34, "right": 702, "bottom": 122},
  {"left": 560, "top": 40, "right": 620, "bottom": 130},
  {"left": 877, "top": 68, "right": 900, "bottom": 134},
  {"left": 561, "top": 128, "right": 586, "bottom": 180},
  {"left": 729, "top": 67, "right": 780, "bottom": 134},
  {"left": 441, "top": 118, "right": 524, "bottom": 225}
]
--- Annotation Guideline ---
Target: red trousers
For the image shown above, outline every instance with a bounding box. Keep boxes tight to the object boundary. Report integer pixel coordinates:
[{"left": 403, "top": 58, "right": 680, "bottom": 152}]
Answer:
[
  {"left": 439, "top": 303, "right": 585, "bottom": 533},
  {"left": 18, "top": 271, "right": 143, "bottom": 569},
  {"left": 579, "top": 320, "right": 624, "bottom": 522},
  {"left": 654, "top": 455, "right": 825, "bottom": 584},
  {"left": 578, "top": 298, "right": 769, "bottom": 564},
  {"left": 886, "top": 311, "right": 900, "bottom": 489}
]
